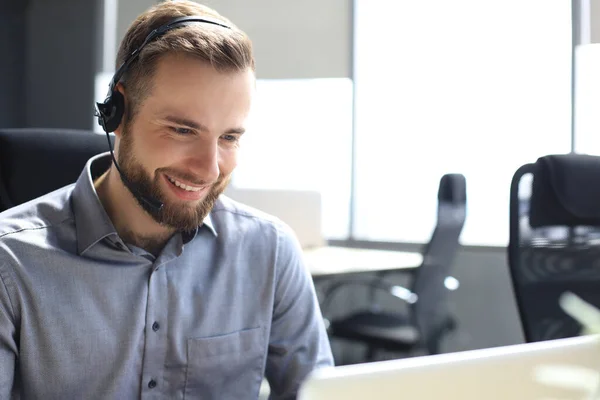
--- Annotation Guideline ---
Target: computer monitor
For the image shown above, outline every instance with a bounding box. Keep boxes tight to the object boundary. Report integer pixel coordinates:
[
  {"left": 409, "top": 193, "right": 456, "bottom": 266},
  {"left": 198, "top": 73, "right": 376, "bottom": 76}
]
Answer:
[
  {"left": 224, "top": 187, "right": 324, "bottom": 249},
  {"left": 299, "top": 335, "right": 600, "bottom": 400}
]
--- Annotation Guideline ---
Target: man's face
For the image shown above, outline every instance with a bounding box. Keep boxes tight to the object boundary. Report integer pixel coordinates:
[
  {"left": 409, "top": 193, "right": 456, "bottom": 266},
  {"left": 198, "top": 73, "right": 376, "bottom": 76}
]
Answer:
[{"left": 116, "top": 53, "right": 254, "bottom": 231}]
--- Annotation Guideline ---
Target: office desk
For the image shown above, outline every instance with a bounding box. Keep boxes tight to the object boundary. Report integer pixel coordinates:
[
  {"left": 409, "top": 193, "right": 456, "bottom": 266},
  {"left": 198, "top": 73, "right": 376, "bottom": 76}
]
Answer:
[{"left": 303, "top": 246, "right": 422, "bottom": 277}]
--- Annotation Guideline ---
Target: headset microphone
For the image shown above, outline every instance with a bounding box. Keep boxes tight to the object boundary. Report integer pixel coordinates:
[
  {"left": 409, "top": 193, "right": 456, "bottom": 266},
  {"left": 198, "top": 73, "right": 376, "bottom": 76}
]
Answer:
[{"left": 94, "top": 16, "right": 231, "bottom": 213}]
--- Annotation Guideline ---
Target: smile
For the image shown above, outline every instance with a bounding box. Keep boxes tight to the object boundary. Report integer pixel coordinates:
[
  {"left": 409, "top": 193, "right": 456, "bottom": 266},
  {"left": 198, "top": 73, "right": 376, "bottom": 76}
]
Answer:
[{"left": 166, "top": 175, "right": 205, "bottom": 192}]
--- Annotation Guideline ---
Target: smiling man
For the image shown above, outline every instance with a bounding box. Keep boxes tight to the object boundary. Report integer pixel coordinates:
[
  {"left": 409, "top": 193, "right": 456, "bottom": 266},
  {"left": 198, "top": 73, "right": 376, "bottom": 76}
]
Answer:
[
  {"left": 0, "top": 1, "right": 333, "bottom": 399},
  {"left": 95, "top": 55, "right": 250, "bottom": 256}
]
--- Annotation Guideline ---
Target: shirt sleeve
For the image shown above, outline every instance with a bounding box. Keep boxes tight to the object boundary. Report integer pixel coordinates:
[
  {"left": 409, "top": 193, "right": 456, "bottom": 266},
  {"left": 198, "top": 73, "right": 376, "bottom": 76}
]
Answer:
[
  {"left": 0, "top": 268, "right": 17, "bottom": 397},
  {"left": 265, "top": 223, "right": 334, "bottom": 400}
]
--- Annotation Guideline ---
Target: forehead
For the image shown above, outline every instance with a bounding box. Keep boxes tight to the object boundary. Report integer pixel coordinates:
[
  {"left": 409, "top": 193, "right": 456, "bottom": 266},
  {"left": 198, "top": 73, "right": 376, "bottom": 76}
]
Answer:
[
  {"left": 152, "top": 53, "right": 253, "bottom": 96},
  {"left": 143, "top": 53, "right": 255, "bottom": 120}
]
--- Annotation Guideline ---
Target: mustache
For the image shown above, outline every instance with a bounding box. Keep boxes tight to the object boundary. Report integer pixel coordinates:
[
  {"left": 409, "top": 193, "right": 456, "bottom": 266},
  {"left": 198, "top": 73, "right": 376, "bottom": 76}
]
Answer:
[{"left": 158, "top": 168, "right": 223, "bottom": 187}]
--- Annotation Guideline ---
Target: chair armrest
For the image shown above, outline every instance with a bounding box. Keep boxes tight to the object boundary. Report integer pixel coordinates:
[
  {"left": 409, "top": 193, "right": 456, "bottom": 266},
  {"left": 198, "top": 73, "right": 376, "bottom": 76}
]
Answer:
[{"left": 319, "top": 277, "right": 418, "bottom": 315}]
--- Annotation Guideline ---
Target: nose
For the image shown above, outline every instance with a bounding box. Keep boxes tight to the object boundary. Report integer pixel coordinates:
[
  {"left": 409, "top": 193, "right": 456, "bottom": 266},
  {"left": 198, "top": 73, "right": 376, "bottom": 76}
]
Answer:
[{"left": 186, "top": 139, "right": 220, "bottom": 184}]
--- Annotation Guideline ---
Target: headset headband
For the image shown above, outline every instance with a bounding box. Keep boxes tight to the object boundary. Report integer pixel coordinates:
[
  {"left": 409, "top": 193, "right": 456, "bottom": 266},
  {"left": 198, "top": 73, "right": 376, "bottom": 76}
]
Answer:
[{"left": 109, "top": 16, "right": 232, "bottom": 92}]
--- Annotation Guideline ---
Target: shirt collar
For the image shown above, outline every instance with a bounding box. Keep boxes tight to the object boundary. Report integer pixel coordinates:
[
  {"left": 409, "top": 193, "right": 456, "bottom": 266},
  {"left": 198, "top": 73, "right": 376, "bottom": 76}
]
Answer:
[
  {"left": 72, "top": 153, "right": 119, "bottom": 255},
  {"left": 72, "top": 153, "right": 218, "bottom": 255},
  {"left": 201, "top": 213, "right": 217, "bottom": 237}
]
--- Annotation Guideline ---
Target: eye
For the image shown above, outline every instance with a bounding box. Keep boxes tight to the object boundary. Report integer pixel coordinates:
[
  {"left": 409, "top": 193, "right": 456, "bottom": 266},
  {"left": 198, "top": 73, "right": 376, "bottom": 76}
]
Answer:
[
  {"left": 221, "top": 134, "right": 239, "bottom": 142},
  {"left": 170, "top": 127, "right": 192, "bottom": 135}
]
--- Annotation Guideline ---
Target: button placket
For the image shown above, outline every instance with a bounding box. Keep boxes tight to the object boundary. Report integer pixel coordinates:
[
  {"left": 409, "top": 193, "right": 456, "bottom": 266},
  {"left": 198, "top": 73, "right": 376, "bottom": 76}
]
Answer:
[{"left": 140, "top": 261, "right": 168, "bottom": 397}]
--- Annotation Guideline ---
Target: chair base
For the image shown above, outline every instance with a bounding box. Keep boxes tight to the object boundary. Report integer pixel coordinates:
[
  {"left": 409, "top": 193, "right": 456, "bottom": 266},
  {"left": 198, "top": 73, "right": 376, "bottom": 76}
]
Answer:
[{"left": 329, "top": 311, "right": 456, "bottom": 363}]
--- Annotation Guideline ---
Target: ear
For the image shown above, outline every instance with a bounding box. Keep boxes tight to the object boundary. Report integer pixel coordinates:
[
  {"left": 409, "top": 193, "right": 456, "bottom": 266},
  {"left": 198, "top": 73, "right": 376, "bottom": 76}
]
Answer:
[{"left": 112, "top": 83, "right": 127, "bottom": 138}]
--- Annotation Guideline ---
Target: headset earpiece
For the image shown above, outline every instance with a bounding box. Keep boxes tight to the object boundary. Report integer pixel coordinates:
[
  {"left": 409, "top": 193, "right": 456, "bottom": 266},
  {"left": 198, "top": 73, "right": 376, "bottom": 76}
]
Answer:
[{"left": 96, "top": 90, "right": 125, "bottom": 134}]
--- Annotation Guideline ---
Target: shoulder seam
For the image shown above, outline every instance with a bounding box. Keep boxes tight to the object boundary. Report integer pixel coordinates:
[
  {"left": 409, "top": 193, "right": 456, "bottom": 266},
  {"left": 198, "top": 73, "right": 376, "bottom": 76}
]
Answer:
[
  {"left": 0, "top": 265, "right": 16, "bottom": 322},
  {"left": 211, "top": 207, "right": 283, "bottom": 225},
  {"left": 0, "top": 217, "right": 74, "bottom": 241}
]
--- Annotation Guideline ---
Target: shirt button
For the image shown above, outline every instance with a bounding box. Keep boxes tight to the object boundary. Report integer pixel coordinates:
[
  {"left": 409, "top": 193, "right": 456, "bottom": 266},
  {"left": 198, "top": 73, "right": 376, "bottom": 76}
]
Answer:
[
  {"left": 148, "top": 379, "right": 157, "bottom": 389},
  {"left": 152, "top": 322, "right": 160, "bottom": 332}
]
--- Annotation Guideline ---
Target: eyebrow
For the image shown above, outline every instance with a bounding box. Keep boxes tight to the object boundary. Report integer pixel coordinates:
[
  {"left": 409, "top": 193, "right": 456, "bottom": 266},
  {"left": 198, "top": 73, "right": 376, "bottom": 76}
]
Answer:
[{"left": 163, "top": 115, "right": 245, "bottom": 135}]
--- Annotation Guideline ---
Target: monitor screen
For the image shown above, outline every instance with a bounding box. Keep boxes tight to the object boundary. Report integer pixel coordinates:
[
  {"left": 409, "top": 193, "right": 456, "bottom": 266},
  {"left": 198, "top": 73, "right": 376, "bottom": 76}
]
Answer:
[{"left": 299, "top": 335, "right": 600, "bottom": 400}]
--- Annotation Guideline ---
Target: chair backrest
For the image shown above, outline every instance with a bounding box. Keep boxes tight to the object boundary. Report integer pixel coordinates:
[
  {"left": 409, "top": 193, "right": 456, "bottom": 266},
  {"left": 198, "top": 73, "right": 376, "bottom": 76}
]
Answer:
[
  {"left": 411, "top": 173, "right": 467, "bottom": 338},
  {"left": 508, "top": 154, "right": 600, "bottom": 342},
  {"left": 0, "top": 128, "right": 112, "bottom": 211}
]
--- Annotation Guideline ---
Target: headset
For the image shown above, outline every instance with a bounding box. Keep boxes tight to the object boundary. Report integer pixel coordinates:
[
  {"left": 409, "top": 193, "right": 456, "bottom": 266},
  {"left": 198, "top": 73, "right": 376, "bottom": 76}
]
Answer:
[{"left": 94, "top": 16, "right": 232, "bottom": 212}]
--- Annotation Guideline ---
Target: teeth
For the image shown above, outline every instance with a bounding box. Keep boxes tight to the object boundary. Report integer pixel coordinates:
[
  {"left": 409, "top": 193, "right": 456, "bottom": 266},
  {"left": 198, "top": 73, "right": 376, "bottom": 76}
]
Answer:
[{"left": 167, "top": 176, "right": 202, "bottom": 192}]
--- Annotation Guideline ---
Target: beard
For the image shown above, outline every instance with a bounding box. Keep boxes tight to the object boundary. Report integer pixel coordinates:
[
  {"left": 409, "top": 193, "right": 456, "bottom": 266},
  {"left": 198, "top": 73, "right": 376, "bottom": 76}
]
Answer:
[{"left": 116, "top": 129, "right": 230, "bottom": 232}]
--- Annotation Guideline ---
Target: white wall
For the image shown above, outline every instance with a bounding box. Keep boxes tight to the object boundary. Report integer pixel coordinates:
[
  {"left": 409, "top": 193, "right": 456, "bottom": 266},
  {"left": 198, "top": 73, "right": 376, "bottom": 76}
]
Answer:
[{"left": 116, "top": 0, "right": 352, "bottom": 78}]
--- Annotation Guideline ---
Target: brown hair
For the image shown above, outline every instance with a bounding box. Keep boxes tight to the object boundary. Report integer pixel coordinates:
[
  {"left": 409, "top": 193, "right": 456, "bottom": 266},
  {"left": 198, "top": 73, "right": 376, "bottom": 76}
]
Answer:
[{"left": 116, "top": 0, "right": 255, "bottom": 122}]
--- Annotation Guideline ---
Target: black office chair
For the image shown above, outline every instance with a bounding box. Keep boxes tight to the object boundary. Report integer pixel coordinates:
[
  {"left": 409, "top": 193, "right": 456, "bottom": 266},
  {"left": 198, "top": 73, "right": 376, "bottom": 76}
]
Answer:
[
  {"left": 322, "top": 173, "right": 467, "bottom": 362},
  {"left": 0, "top": 128, "right": 112, "bottom": 211},
  {"left": 508, "top": 154, "right": 600, "bottom": 342}
]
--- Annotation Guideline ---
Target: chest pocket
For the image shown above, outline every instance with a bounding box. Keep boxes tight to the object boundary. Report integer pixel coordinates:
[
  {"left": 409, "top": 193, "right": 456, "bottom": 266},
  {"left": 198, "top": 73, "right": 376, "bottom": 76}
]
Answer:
[{"left": 184, "top": 327, "right": 265, "bottom": 400}]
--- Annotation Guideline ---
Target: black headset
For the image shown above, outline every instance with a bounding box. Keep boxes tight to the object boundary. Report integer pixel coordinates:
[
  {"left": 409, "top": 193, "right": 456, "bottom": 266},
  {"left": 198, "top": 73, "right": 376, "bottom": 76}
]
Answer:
[{"left": 94, "top": 15, "right": 232, "bottom": 212}]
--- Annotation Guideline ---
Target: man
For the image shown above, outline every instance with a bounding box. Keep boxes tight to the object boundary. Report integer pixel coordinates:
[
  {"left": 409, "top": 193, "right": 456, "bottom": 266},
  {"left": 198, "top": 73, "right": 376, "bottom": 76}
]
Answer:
[{"left": 0, "top": 1, "right": 333, "bottom": 398}]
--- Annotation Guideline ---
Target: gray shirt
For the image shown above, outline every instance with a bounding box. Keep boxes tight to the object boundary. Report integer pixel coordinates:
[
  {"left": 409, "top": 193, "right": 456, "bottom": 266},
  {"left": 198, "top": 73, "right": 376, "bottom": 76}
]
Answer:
[{"left": 0, "top": 153, "right": 333, "bottom": 399}]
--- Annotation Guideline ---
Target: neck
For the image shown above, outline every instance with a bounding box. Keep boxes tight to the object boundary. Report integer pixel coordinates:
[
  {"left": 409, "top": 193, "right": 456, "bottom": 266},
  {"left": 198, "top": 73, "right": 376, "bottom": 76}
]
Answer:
[{"left": 94, "top": 166, "right": 175, "bottom": 254}]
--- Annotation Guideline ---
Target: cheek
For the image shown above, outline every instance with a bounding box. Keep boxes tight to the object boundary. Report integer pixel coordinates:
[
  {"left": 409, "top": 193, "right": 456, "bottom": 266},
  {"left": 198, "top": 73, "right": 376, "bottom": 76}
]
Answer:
[
  {"left": 218, "top": 148, "right": 238, "bottom": 176},
  {"left": 146, "top": 136, "right": 188, "bottom": 169}
]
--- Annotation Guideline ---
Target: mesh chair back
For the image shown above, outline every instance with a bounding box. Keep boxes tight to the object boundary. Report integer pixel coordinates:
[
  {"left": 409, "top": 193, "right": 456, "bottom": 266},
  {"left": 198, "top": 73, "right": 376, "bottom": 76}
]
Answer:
[{"left": 508, "top": 154, "right": 600, "bottom": 342}]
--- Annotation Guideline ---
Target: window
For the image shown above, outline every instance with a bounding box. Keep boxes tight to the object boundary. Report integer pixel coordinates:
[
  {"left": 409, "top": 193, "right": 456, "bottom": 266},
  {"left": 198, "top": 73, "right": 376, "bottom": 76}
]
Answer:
[
  {"left": 353, "top": 0, "right": 572, "bottom": 245},
  {"left": 232, "top": 78, "right": 354, "bottom": 239}
]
